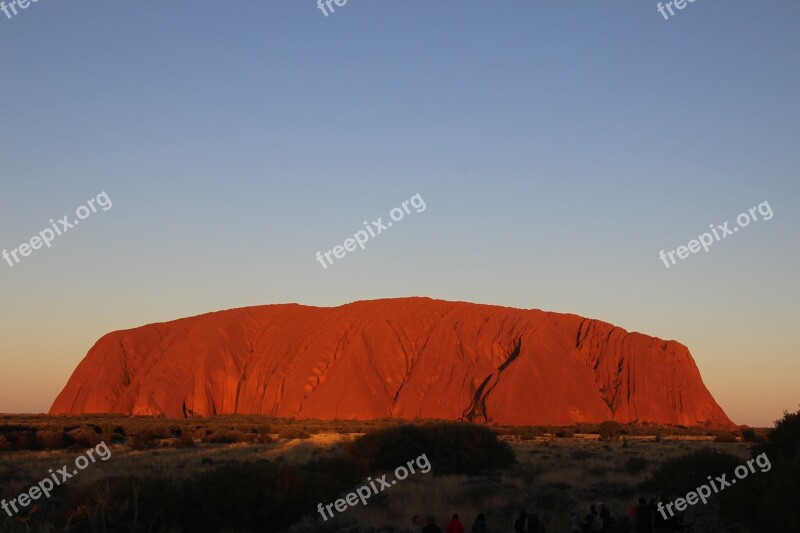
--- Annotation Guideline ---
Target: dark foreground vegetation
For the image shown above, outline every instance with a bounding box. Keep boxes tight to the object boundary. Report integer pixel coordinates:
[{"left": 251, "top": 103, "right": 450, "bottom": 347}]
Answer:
[
  {"left": 0, "top": 412, "right": 794, "bottom": 532},
  {"left": 0, "top": 421, "right": 514, "bottom": 532},
  {"left": 0, "top": 414, "right": 768, "bottom": 453},
  {"left": 641, "top": 410, "right": 800, "bottom": 532}
]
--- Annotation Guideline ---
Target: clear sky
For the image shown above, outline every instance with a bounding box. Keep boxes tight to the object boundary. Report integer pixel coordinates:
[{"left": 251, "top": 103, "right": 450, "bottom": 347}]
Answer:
[{"left": 1, "top": 1, "right": 797, "bottom": 427}]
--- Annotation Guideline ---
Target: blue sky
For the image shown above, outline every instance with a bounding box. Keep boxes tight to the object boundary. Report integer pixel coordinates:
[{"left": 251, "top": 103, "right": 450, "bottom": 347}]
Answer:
[{"left": 1, "top": 1, "right": 798, "bottom": 426}]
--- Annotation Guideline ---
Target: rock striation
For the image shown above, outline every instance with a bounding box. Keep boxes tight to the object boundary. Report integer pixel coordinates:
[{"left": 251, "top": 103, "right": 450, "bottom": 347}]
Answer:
[{"left": 50, "top": 298, "right": 734, "bottom": 427}]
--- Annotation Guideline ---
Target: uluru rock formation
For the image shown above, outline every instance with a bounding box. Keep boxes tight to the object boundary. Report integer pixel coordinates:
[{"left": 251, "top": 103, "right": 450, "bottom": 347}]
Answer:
[{"left": 50, "top": 298, "right": 734, "bottom": 427}]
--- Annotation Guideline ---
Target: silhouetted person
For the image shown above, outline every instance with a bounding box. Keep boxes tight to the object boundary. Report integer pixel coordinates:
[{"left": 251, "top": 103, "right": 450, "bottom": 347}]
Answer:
[
  {"left": 471, "top": 513, "right": 488, "bottom": 533},
  {"left": 585, "top": 504, "right": 603, "bottom": 532},
  {"left": 514, "top": 509, "right": 527, "bottom": 533},
  {"left": 570, "top": 511, "right": 583, "bottom": 532},
  {"left": 423, "top": 515, "right": 442, "bottom": 533},
  {"left": 412, "top": 515, "right": 425, "bottom": 533},
  {"left": 446, "top": 513, "right": 464, "bottom": 533},
  {"left": 525, "top": 503, "right": 541, "bottom": 533},
  {"left": 635, "top": 498, "right": 653, "bottom": 533},
  {"left": 599, "top": 502, "right": 613, "bottom": 531}
]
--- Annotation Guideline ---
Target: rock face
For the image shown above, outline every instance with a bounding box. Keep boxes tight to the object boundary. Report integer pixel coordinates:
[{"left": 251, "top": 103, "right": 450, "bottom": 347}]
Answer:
[{"left": 50, "top": 298, "right": 734, "bottom": 427}]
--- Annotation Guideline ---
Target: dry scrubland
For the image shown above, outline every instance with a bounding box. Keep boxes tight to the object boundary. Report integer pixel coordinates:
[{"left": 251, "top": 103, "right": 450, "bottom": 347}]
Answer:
[
  {"left": 0, "top": 415, "right": 785, "bottom": 532},
  {"left": 301, "top": 435, "right": 753, "bottom": 533}
]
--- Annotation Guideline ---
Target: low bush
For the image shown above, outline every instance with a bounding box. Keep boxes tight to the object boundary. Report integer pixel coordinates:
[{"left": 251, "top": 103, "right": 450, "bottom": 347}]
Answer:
[
  {"left": 713, "top": 432, "right": 738, "bottom": 443},
  {"left": 129, "top": 433, "right": 161, "bottom": 450},
  {"left": 67, "top": 426, "right": 102, "bottom": 448},
  {"left": 13, "top": 431, "right": 36, "bottom": 450},
  {"left": 759, "top": 409, "right": 800, "bottom": 460},
  {"left": 278, "top": 428, "right": 311, "bottom": 440},
  {"left": 640, "top": 449, "right": 740, "bottom": 495},
  {"left": 719, "top": 410, "right": 800, "bottom": 532},
  {"left": 174, "top": 434, "right": 196, "bottom": 448},
  {"left": 202, "top": 430, "right": 247, "bottom": 444},
  {"left": 598, "top": 421, "right": 623, "bottom": 441},
  {"left": 35, "top": 429, "right": 66, "bottom": 450},
  {"left": 740, "top": 428, "right": 758, "bottom": 442},
  {"left": 344, "top": 421, "right": 515, "bottom": 475}
]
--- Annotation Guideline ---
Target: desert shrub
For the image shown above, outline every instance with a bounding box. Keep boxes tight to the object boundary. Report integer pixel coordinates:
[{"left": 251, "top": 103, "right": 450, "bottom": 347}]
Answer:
[
  {"left": 278, "top": 428, "right": 311, "bottom": 440},
  {"left": 65, "top": 423, "right": 103, "bottom": 434},
  {"left": 0, "top": 424, "right": 38, "bottom": 434},
  {"left": 740, "top": 428, "right": 758, "bottom": 443},
  {"left": 554, "top": 428, "right": 575, "bottom": 438},
  {"left": 12, "top": 431, "right": 36, "bottom": 450},
  {"left": 173, "top": 456, "right": 365, "bottom": 531},
  {"left": 758, "top": 409, "right": 800, "bottom": 460},
  {"left": 133, "top": 426, "right": 172, "bottom": 439},
  {"left": 202, "top": 430, "right": 247, "bottom": 444},
  {"left": 344, "top": 422, "right": 515, "bottom": 475},
  {"left": 201, "top": 429, "right": 264, "bottom": 444},
  {"left": 714, "top": 432, "right": 738, "bottom": 443},
  {"left": 0, "top": 435, "right": 11, "bottom": 451},
  {"left": 35, "top": 429, "right": 66, "bottom": 450},
  {"left": 640, "top": 448, "right": 740, "bottom": 495},
  {"left": 598, "top": 421, "right": 623, "bottom": 441},
  {"left": 42, "top": 475, "right": 174, "bottom": 532},
  {"left": 518, "top": 428, "right": 541, "bottom": 441},
  {"left": 67, "top": 426, "right": 102, "bottom": 448},
  {"left": 623, "top": 455, "right": 650, "bottom": 475},
  {"left": 717, "top": 410, "right": 800, "bottom": 532},
  {"left": 237, "top": 432, "right": 262, "bottom": 443},
  {"left": 99, "top": 422, "right": 116, "bottom": 442},
  {"left": 129, "top": 433, "right": 161, "bottom": 450},
  {"left": 174, "top": 434, "right": 196, "bottom": 448}
]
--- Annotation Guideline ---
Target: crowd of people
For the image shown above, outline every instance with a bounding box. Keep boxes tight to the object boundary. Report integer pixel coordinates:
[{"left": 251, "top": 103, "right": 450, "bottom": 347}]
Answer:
[
  {"left": 409, "top": 512, "right": 488, "bottom": 533},
  {"left": 627, "top": 495, "right": 695, "bottom": 532},
  {"left": 403, "top": 494, "right": 694, "bottom": 533},
  {"left": 567, "top": 495, "right": 694, "bottom": 532},
  {"left": 408, "top": 504, "right": 541, "bottom": 533},
  {"left": 569, "top": 502, "right": 614, "bottom": 532}
]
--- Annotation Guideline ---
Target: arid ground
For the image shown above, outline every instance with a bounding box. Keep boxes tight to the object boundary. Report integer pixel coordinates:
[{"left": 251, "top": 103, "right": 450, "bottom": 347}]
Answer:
[{"left": 0, "top": 415, "right": 776, "bottom": 532}]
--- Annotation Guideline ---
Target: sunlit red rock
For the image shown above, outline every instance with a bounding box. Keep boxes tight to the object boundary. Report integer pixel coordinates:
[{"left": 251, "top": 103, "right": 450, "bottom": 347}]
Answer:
[{"left": 50, "top": 298, "right": 734, "bottom": 427}]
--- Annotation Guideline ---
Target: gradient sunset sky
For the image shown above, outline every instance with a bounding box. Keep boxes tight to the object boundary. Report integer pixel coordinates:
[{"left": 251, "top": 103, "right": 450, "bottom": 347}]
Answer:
[{"left": 1, "top": 1, "right": 798, "bottom": 427}]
